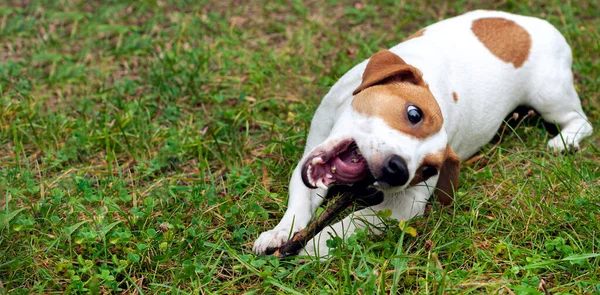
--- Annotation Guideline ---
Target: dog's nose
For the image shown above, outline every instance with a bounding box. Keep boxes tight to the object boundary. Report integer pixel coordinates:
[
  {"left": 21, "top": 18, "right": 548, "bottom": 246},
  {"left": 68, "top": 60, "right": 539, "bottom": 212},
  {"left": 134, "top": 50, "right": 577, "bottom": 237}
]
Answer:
[{"left": 380, "top": 155, "right": 409, "bottom": 186}]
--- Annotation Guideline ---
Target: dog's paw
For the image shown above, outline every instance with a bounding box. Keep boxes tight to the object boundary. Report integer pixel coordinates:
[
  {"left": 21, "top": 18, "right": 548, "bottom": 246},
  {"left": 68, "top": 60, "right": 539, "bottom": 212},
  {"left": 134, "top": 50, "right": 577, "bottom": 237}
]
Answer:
[
  {"left": 253, "top": 227, "right": 298, "bottom": 255},
  {"left": 547, "top": 136, "right": 579, "bottom": 153}
]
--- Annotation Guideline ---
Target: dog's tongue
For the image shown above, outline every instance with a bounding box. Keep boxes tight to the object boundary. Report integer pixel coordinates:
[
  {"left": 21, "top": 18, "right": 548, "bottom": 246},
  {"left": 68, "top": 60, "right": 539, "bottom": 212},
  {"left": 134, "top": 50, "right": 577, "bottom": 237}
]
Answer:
[
  {"left": 302, "top": 141, "right": 369, "bottom": 189},
  {"left": 330, "top": 147, "right": 367, "bottom": 182}
]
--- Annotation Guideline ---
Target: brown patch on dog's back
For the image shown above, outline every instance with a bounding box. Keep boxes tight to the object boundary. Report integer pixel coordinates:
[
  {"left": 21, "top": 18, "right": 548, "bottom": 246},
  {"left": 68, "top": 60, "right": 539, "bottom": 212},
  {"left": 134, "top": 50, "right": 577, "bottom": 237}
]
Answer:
[
  {"left": 471, "top": 17, "right": 531, "bottom": 68},
  {"left": 452, "top": 92, "right": 458, "bottom": 102},
  {"left": 405, "top": 28, "right": 425, "bottom": 41}
]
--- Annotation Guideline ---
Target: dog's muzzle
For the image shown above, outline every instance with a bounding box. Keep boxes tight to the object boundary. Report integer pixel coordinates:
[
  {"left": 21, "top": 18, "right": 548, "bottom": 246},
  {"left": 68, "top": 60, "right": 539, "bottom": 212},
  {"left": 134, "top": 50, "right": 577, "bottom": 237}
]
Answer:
[
  {"left": 378, "top": 155, "right": 409, "bottom": 186},
  {"left": 301, "top": 139, "right": 370, "bottom": 189}
]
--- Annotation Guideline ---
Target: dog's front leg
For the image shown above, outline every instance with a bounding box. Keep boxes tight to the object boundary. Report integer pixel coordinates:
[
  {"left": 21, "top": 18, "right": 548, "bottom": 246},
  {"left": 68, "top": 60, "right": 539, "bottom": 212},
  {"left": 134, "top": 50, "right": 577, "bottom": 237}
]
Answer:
[
  {"left": 253, "top": 164, "right": 327, "bottom": 254},
  {"left": 252, "top": 93, "right": 346, "bottom": 254},
  {"left": 302, "top": 177, "right": 437, "bottom": 257}
]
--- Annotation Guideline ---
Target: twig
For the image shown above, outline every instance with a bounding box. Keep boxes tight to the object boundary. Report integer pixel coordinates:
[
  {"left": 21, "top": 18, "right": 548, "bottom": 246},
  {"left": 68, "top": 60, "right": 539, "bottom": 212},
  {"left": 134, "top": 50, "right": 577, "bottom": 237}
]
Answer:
[{"left": 271, "top": 179, "right": 380, "bottom": 258}]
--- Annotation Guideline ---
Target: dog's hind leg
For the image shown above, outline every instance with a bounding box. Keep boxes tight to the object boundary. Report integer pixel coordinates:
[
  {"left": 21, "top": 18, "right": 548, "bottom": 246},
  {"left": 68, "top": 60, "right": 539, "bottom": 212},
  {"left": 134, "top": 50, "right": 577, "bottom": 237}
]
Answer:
[
  {"left": 528, "top": 55, "right": 593, "bottom": 151},
  {"left": 531, "top": 85, "right": 592, "bottom": 151}
]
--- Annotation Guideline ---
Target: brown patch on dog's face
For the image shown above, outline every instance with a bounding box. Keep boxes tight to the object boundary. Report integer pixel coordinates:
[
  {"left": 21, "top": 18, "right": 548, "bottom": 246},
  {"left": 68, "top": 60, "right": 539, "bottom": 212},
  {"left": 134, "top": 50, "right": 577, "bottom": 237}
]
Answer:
[
  {"left": 352, "top": 50, "right": 443, "bottom": 139},
  {"left": 353, "top": 84, "right": 443, "bottom": 139},
  {"left": 452, "top": 92, "right": 458, "bottom": 102},
  {"left": 409, "top": 145, "right": 461, "bottom": 205},
  {"left": 405, "top": 28, "right": 425, "bottom": 41},
  {"left": 353, "top": 50, "right": 426, "bottom": 95},
  {"left": 410, "top": 150, "right": 445, "bottom": 186},
  {"left": 471, "top": 17, "right": 531, "bottom": 68}
]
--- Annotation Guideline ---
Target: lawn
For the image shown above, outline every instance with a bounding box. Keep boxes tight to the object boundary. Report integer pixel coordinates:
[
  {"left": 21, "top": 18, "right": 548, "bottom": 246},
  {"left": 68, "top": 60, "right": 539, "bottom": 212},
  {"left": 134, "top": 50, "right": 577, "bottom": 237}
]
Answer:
[{"left": 1, "top": 0, "right": 599, "bottom": 294}]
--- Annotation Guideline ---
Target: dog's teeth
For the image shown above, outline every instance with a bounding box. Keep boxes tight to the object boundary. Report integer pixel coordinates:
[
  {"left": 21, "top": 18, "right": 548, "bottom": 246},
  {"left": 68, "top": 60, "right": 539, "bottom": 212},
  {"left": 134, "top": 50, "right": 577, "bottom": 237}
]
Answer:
[
  {"left": 316, "top": 179, "right": 328, "bottom": 190},
  {"left": 307, "top": 167, "right": 316, "bottom": 187},
  {"left": 331, "top": 165, "right": 336, "bottom": 173},
  {"left": 351, "top": 157, "right": 359, "bottom": 163},
  {"left": 311, "top": 157, "right": 324, "bottom": 165},
  {"left": 326, "top": 174, "right": 333, "bottom": 179}
]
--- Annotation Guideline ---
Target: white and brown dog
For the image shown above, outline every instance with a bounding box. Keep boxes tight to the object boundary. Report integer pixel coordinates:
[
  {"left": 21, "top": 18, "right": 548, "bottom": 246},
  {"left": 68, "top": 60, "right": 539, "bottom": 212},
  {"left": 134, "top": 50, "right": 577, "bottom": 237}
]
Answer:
[{"left": 253, "top": 10, "right": 593, "bottom": 257}]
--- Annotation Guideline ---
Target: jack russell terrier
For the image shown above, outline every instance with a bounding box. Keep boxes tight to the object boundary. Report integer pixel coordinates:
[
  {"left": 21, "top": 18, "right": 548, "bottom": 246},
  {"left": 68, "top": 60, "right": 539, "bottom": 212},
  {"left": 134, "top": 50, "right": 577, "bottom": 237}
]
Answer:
[{"left": 253, "top": 10, "right": 593, "bottom": 257}]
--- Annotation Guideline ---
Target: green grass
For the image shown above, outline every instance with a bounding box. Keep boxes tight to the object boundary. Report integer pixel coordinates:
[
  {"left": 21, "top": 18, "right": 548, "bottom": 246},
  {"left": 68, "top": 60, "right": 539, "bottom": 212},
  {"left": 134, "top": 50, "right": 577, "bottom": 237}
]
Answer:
[{"left": 1, "top": 0, "right": 599, "bottom": 294}]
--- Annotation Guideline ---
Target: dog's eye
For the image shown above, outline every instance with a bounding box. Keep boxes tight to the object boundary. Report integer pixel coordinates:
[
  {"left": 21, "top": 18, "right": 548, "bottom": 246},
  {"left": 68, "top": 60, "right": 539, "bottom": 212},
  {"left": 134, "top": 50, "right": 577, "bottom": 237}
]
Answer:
[
  {"left": 407, "top": 105, "right": 423, "bottom": 124},
  {"left": 422, "top": 165, "right": 438, "bottom": 179}
]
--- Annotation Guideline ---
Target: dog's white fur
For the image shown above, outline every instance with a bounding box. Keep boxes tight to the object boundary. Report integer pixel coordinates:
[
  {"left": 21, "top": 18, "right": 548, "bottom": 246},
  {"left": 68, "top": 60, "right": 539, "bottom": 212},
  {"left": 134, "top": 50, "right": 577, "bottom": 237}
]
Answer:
[{"left": 253, "top": 10, "right": 593, "bottom": 257}]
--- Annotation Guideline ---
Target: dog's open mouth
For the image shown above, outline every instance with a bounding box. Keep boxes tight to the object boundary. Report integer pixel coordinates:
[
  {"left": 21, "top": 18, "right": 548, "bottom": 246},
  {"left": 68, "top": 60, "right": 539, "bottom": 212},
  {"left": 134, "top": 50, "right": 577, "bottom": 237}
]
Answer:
[{"left": 301, "top": 139, "right": 369, "bottom": 189}]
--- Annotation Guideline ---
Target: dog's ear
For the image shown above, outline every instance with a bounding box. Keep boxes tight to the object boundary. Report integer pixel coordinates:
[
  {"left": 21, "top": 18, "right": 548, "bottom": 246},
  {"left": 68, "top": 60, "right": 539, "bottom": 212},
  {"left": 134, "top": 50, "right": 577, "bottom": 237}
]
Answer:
[
  {"left": 435, "top": 145, "right": 460, "bottom": 205},
  {"left": 353, "top": 49, "right": 425, "bottom": 95}
]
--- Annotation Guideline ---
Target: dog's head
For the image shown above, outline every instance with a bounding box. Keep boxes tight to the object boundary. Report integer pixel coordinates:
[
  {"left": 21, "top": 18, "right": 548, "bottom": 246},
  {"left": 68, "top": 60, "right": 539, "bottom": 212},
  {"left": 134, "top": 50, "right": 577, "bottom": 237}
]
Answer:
[{"left": 301, "top": 49, "right": 460, "bottom": 204}]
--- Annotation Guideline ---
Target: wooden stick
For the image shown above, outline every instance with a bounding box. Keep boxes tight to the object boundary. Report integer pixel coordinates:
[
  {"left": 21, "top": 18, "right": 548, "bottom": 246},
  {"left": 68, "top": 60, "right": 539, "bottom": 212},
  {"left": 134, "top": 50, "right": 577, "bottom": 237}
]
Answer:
[{"left": 270, "top": 180, "right": 380, "bottom": 258}]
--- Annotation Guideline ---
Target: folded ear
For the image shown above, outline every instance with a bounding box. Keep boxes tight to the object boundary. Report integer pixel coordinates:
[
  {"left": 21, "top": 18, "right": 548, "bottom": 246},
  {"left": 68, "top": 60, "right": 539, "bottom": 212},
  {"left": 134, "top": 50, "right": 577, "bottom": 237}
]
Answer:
[
  {"left": 435, "top": 145, "right": 461, "bottom": 205},
  {"left": 353, "top": 49, "right": 425, "bottom": 95}
]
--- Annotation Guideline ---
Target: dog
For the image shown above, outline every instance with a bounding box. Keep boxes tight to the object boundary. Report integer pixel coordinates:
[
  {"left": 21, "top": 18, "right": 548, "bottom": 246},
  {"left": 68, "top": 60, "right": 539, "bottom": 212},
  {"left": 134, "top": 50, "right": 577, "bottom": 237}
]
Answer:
[{"left": 253, "top": 10, "right": 593, "bottom": 257}]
